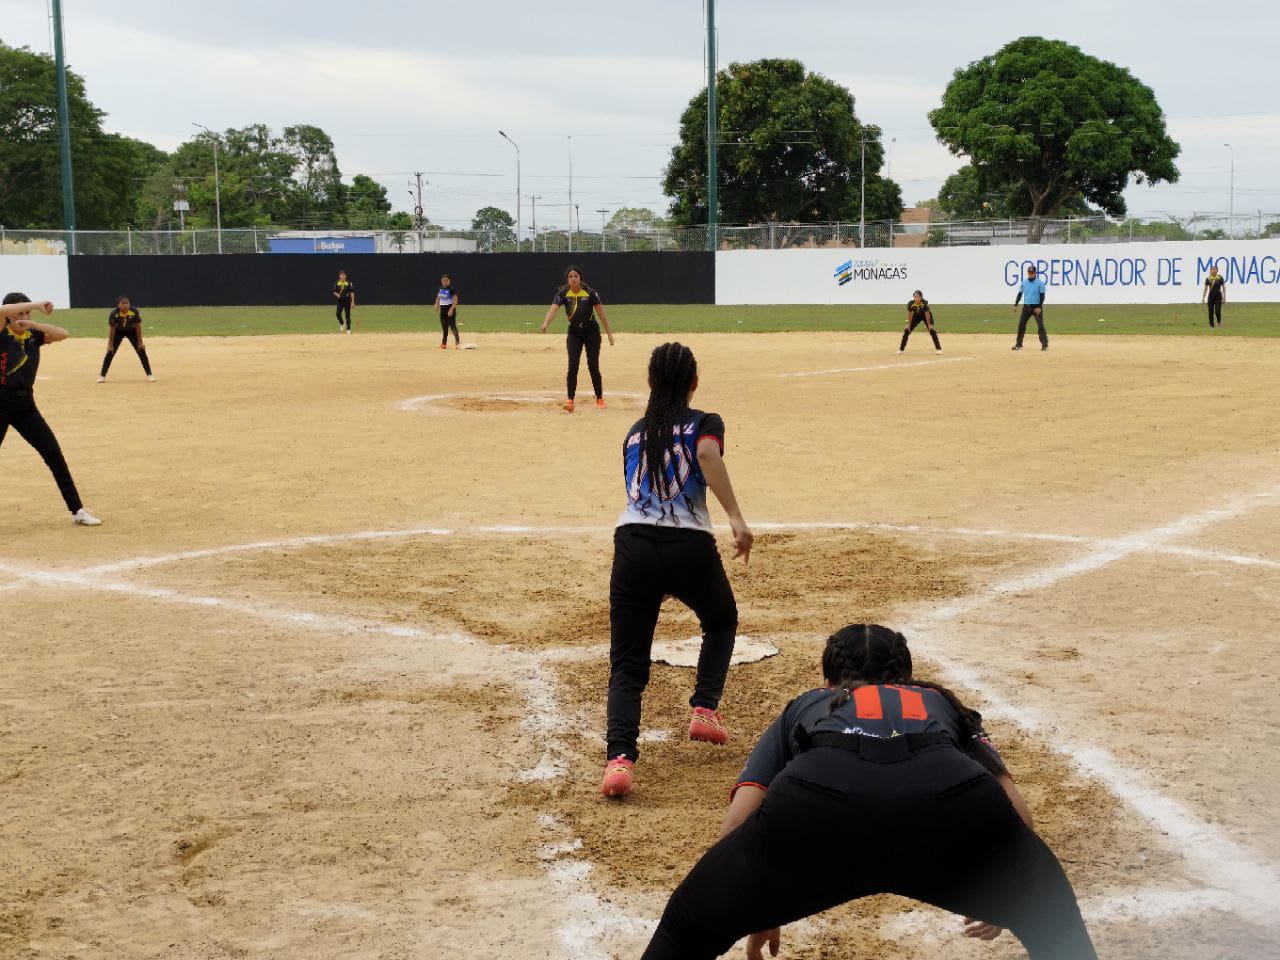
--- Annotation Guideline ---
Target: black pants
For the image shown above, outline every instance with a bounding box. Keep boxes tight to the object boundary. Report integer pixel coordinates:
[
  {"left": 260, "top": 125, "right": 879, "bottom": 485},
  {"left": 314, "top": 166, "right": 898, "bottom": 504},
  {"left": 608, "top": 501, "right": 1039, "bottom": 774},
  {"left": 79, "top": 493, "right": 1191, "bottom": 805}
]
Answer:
[
  {"left": 336, "top": 300, "right": 352, "bottom": 329},
  {"left": 900, "top": 315, "right": 941, "bottom": 351},
  {"left": 101, "top": 327, "right": 151, "bottom": 377},
  {"left": 1208, "top": 299, "right": 1223, "bottom": 327},
  {"left": 1016, "top": 305, "right": 1048, "bottom": 347},
  {"left": 567, "top": 324, "right": 603, "bottom": 400},
  {"left": 0, "top": 395, "right": 84, "bottom": 514},
  {"left": 439, "top": 306, "right": 459, "bottom": 344},
  {"left": 643, "top": 742, "right": 1097, "bottom": 960},
  {"left": 607, "top": 525, "right": 738, "bottom": 762}
]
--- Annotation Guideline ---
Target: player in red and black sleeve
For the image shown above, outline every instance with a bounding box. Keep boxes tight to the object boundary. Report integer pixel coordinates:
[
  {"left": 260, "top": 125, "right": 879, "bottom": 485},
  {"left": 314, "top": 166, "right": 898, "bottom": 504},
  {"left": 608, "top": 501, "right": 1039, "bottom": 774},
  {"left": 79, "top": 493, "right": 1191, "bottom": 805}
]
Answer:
[
  {"left": 1, "top": 293, "right": 101, "bottom": 525},
  {"left": 898, "top": 290, "right": 941, "bottom": 353},
  {"left": 641, "top": 623, "right": 1096, "bottom": 960},
  {"left": 99, "top": 295, "right": 153, "bottom": 382}
]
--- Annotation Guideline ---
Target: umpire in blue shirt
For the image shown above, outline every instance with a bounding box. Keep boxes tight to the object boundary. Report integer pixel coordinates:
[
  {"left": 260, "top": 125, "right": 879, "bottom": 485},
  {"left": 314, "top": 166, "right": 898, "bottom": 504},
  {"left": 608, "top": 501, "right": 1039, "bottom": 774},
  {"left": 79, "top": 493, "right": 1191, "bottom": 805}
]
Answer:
[{"left": 1012, "top": 265, "right": 1049, "bottom": 351}]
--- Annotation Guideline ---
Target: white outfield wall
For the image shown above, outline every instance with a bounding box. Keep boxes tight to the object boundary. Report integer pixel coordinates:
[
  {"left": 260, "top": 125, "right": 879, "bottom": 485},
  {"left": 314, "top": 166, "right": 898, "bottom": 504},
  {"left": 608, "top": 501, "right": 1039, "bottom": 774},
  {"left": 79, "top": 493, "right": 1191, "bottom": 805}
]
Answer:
[
  {"left": 716, "top": 240, "right": 1280, "bottom": 305},
  {"left": 0, "top": 256, "right": 71, "bottom": 309}
]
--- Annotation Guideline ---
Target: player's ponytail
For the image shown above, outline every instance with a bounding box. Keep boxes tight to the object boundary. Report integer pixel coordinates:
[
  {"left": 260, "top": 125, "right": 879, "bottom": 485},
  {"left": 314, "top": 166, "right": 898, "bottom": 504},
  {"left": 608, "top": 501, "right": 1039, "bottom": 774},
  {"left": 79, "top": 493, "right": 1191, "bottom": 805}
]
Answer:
[
  {"left": 821, "top": 623, "right": 1006, "bottom": 776},
  {"left": 642, "top": 343, "right": 698, "bottom": 501}
]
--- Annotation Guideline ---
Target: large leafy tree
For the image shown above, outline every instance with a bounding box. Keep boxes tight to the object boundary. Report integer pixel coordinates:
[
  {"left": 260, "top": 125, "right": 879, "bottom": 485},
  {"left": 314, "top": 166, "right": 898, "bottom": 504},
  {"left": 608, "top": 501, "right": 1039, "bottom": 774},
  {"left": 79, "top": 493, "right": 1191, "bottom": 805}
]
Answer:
[
  {"left": 346, "top": 174, "right": 392, "bottom": 227},
  {"left": 0, "top": 41, "right": 166, "bottom": 229},
  {"left": 663, "top": 58, "right": 901, "bottom": 228},
  {"left": 937, "top": 164, "right": 1097, "bottom": 220},
  {"left": 930, "top": 37, "right": 1179, "bottom": 241},
  {"left": 471, "top": 206, "right": 515, "bottom": 243}
]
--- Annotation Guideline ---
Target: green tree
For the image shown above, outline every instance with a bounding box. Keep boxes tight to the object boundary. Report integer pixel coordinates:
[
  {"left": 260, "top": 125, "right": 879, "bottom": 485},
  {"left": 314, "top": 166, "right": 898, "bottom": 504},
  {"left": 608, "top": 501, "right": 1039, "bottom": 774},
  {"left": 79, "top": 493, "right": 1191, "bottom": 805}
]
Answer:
[
  {"left": 0, "top": 41, "right": 167, "bottom": 229},
  {"left": 930, "top": 37, "right": 1179, "bottom": 241},
  {"left": 345, "top": 174, "right": 392, "bottom": 227},
  {"left": 471, "top": 206, "right": 516, "bottom": 244},
  {"left": 663, "top": 58, "right": 902, "bottom": 229},
  {"left": 607, "top": 207, "right": 665, "bottom": 231},
  {"left": 938, "top": 164, "right": 1100, "bottom": 221},
  {"left": 281, "top": 124, "right": 344, "bottom": 225}
]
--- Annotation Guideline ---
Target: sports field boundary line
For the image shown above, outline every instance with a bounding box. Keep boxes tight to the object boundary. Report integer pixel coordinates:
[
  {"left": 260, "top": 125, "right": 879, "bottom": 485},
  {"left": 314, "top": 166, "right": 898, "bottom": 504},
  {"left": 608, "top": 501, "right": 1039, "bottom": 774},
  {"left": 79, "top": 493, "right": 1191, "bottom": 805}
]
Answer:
[
  {"left": 69, "top": 518, "right": 1280, "bottom": 578},
  {"left": 778, "top": 356, "right": 976, "bottom": 378},
  {"left": 904, "top": 484, "right": 1280, "bottom": 925}
]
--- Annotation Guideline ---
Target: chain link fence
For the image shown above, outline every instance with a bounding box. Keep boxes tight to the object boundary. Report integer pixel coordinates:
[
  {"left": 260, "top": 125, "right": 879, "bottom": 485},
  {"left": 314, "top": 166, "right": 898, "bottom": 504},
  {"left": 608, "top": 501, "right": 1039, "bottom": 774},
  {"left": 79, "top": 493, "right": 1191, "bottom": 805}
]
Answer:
[{"left": 2, "top": 214, "right": 1276, "bottom": 256}]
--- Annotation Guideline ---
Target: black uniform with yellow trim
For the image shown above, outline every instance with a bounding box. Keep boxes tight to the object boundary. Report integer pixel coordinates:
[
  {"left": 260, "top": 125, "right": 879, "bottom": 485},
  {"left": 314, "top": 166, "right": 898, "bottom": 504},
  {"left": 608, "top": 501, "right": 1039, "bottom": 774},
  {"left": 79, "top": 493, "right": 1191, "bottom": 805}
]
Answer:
[
  {"left": 101, "top": 307, "right": 152, "bottom": 378},
  {"left": 1, "top": 323, "right": 86, "bottom": 514},
  {"left": 900, "top": 297, "right": 941, "bottom": 352},
  {"left": 552, "top": 283, "right": 604, "bottom": 400},
  {"left": 641, "top": 682, "right": 1097, "bottom": 960},
  {"left": 334, "top": 278, "right": 355, "bottom": 329},
  {"left": 1204, "top": 273, "right": 1226, "bottom": 327}
]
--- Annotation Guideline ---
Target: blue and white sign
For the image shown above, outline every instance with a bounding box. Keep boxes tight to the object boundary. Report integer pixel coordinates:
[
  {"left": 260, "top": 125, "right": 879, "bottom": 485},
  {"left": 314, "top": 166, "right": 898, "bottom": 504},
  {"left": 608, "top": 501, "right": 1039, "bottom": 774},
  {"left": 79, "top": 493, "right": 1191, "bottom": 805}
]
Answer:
[
  {"left": 268, "top": 235, "right": 376, "bottom": 254},
  {"left": 717, "top": 240, "right": 1280, "bottom": 305}
]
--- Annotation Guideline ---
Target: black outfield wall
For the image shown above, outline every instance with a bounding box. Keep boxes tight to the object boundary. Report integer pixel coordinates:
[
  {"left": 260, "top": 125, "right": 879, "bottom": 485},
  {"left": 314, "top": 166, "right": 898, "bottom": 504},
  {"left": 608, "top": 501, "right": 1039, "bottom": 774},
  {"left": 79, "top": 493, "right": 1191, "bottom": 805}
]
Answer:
[{"left": 68, "top": 252, "right": 714, "bottom": 308}]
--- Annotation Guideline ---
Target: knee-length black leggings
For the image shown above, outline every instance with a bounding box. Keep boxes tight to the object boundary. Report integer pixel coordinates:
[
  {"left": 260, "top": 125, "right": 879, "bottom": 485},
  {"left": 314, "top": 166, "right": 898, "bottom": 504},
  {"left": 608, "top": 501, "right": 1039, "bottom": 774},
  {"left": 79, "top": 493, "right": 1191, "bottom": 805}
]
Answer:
[
  {"left": 607, "top": 525, "right": 738, "bottom": 763},
  {"left": 0, "top": 396, "right": 84, "bottom": 514},
  {"left": 643, "top": 742, "right": 1097, "bottom": 960},
  {"left": 101, "top": 327, "right": 151, "bottom": 377},
  {"left": 439, "top": 306, "right": 459, "bottom": 344},
  {"left": 566, "top": 323, "right": 603, "bottom": 400}
]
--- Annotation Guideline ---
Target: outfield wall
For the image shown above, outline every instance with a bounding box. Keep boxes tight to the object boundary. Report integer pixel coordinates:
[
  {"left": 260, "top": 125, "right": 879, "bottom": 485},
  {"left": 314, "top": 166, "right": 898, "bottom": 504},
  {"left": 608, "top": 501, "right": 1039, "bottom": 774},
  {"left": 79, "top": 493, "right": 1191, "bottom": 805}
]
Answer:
[
  {"left": 66, "top": 252, "right": 715, "bottom": 308},
  {"left": 715, "top": 240, "right": 1280, "bottom": 305},
  {"left": 0, "top": 255, "right": 73, "bottom": 308}
]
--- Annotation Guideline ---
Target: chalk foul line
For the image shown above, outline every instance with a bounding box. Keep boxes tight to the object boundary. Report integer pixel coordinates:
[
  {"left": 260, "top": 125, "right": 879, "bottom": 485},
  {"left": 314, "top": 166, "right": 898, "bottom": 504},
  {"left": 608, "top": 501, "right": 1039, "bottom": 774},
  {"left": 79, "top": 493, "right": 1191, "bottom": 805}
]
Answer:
[{"left": 778, "top": 356, "right": 976, "bottom": 379}]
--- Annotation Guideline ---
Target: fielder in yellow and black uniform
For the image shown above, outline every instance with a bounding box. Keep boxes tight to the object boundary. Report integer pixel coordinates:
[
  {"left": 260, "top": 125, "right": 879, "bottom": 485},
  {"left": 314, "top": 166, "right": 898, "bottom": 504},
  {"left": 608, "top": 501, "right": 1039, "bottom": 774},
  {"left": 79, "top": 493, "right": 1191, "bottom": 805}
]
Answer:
[
  {"left": 899, "top": 290, "right": 941, "bottom": 353},
  {"left": 1202, "top": 265, "right": 1227, "bottom": 328},
  {"left": 540, "top": 265, "right": 615, "bottom": 412},
  {"left": 100, "top": 296, "right": 153, "bottom": 381},
  {"left": 333, "top": 270, "right": 356, "bottom": 332}
]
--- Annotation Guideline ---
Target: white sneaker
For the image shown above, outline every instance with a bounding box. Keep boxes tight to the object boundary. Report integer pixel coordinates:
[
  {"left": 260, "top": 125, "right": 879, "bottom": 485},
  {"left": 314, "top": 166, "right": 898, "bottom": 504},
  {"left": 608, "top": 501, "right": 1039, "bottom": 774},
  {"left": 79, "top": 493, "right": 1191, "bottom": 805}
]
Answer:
[
  {"left": 72, "top": 508, "right": 102, "bottom": 526},
  {"left": 97, "top": 376, "right": 105, "bottom": 383},
  {"left": 147, "top": 375, "right": 156, "bottom": 381},
  {"left": 346, "top": 328, "right": 352, "bottom": 335},
  {"left": 896, "top": 349, "right": 904, "bottom": 354}
]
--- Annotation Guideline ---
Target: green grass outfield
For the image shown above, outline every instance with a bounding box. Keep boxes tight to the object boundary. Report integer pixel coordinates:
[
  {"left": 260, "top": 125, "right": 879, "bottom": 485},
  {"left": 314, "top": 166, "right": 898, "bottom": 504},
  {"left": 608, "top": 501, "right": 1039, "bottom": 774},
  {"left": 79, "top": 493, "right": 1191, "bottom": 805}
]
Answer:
[{"left": 53, "top": 303, "right": 1277, "bottom": 338}]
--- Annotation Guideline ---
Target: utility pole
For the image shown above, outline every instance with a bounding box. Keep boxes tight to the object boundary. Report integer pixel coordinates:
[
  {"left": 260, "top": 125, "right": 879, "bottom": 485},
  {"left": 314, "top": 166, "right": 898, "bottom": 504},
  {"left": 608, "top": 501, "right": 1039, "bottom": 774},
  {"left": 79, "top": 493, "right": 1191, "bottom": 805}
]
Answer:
[
  {"left": 410, "top": 172, "right": 428, "bottom": 251},
  {"left": 498, "top": 130, "right": 521, "bottom": 250},
  {"left": 705, "top": 0, "right": 718, "bottom": 252},
  {"left": 859, "top": 136, "right": 866, "bottom": 248},
  {"left": 530, "top": 195, "right": 542, "bottom": 249},
  {"left": 597, "top": 208, "right": 609, "bottom": 251},
  {"left": 51, "top": 0, "right": 76, "bottom": 251},
  {"left": 567, "top": 136, "right": 574, "bottom": 253},
  {"left": 1224, "top": 144, "right": 1235, "bottom": 239}
]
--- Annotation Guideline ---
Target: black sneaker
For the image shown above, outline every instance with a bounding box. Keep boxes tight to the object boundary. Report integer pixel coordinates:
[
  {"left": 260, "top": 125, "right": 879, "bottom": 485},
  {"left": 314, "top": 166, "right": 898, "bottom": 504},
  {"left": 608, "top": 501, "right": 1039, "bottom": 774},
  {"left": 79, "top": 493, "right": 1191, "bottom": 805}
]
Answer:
[{"left": 1041, "top": 344, "right": 1049, "bottom": 351}]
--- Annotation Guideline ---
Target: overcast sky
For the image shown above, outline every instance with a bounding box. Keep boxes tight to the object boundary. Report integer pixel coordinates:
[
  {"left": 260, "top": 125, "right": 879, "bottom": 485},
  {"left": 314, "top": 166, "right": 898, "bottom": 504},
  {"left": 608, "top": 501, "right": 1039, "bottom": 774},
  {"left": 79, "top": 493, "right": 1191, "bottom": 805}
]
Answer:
[{"left": 3, "top": 0, "right": 1278, "bottom": 231}]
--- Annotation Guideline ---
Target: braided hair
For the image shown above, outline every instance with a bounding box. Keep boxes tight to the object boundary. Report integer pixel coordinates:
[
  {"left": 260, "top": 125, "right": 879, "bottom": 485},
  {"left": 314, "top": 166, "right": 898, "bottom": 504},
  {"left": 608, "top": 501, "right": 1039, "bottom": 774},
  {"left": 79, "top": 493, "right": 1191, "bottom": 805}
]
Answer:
[
  {"left": 642, "top": 343, "right": 698, "bottom": 501},
  {"left": 821, "top": 624, "right": 1006, "bottom": 776}
]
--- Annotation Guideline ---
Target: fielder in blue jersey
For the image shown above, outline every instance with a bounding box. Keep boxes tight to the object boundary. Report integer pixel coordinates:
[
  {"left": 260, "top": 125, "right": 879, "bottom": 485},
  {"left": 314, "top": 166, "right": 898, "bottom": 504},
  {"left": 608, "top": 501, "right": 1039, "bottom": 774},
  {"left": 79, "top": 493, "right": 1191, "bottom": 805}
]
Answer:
[
  {"left": 1012, "top": 264, "right": 1049, "bottom": 351},
  {"left": 601, "top": 342, "right": 754, "bottom": 799}
]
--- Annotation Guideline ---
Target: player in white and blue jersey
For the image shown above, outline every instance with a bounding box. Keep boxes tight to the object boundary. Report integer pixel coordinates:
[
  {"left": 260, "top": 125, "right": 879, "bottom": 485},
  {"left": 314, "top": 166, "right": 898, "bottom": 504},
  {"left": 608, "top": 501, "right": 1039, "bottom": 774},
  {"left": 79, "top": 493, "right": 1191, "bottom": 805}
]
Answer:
[
  {"left": 601, "top": 342, "right": 754, "bottom": 799},
  {"left": 434, "top": 274, "right": 460, "bottom": 349}
]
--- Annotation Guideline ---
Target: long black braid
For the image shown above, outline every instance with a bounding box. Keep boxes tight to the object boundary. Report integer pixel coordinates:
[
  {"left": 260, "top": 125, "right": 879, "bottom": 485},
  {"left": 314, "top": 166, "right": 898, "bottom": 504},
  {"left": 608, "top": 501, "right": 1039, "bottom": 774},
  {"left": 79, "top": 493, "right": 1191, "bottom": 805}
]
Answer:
[
  {"left": 821, "top": 624, "right": 1007, "bottom": 776},
  {"left": 642, "top": 343, "right": 698, "bottom": 502}
]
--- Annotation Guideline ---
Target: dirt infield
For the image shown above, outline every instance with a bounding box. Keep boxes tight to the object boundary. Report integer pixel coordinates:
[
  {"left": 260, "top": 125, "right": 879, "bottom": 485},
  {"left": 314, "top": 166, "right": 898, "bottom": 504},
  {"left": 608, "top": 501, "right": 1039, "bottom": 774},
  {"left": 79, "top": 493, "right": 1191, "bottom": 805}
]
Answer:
[{"left": 3, "top": 330, "right": 1278, "bottom": 959}]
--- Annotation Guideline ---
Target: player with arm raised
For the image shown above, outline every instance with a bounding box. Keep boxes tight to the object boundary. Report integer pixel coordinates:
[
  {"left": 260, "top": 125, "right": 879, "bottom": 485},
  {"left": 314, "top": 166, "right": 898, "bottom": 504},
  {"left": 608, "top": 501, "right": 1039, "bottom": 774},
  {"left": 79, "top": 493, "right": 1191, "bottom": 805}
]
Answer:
[{"left": 2, "top": 294, "right": 101, "bottom": 525}]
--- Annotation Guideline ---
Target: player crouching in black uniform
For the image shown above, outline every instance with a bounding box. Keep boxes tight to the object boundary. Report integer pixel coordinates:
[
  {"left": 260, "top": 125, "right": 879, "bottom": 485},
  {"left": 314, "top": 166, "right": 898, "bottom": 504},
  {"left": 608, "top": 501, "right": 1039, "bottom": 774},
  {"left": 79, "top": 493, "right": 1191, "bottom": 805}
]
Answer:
[
  {"left": 642, "top": 623, "right": 1097, "bottom": 960},
  {"left": 898, "top": 290, "right": 941, "bottom": 354},
  {"left": 99, "top": 295, "right": 154, "bottom": 382}
]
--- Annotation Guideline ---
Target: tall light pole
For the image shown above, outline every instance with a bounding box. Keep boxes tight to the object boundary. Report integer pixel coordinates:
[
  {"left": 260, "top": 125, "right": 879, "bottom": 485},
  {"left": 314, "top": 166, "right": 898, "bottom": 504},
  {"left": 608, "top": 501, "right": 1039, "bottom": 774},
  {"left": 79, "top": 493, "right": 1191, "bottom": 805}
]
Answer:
[
  {"left": 859, "top": 137, "right": 866, "bottom": 248},
  {"left": 597, "top": 208, "right": 609, "bottom": 251},
  {"left": 498, "top": 130, "right": 521, "bottom": 250},
  {"left": 193, "top": 123, "right": 223, "bottom": 253},
  {"left": 887, "top": 137, "right": 896, "bottom": 180},
  {"left": 705, "top": 0, "right": 718, "bottom": 251},
  {"left": 567, "top": 136, "right": 574, "bottom": 252},
  {"left": 1224, "top": 143, "right": 1235, "bottom": 239},
  {"left": 51, "top": 0, "right": 76, "bottom": 250}
]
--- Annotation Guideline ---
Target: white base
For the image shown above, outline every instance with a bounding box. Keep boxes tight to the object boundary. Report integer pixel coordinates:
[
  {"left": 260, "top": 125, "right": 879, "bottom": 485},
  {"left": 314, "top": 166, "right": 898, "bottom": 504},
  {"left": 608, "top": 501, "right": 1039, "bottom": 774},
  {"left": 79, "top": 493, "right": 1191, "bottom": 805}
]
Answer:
[{"left": 652, "top": 636, "right": 779, "bottom": 668}]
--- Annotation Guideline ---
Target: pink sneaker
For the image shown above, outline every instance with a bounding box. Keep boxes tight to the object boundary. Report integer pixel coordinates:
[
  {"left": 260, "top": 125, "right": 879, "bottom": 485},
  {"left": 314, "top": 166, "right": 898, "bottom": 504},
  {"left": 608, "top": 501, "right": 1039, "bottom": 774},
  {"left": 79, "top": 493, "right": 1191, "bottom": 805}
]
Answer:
[
  {"left": 689, "top": 707, "right": 729, "bottom": 745},
  {"left": 601, "top": 756, "right": 634, "bottom": 798}
]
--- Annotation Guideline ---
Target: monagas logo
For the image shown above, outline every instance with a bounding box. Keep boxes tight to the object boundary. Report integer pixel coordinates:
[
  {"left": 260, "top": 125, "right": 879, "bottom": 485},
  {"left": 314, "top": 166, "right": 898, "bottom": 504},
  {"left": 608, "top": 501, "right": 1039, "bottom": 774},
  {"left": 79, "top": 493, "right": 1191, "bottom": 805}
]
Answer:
[{"left": 834, "top": 258, "right": 909, "bottom": 285}]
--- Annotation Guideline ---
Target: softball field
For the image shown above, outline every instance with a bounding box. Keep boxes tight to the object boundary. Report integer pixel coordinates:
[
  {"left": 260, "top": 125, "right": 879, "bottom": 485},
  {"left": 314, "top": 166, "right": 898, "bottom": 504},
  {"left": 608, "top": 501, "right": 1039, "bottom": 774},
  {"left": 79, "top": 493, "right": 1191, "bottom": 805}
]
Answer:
[{"left": 2, "top": 329, "right": 1278, "bottom": 959}]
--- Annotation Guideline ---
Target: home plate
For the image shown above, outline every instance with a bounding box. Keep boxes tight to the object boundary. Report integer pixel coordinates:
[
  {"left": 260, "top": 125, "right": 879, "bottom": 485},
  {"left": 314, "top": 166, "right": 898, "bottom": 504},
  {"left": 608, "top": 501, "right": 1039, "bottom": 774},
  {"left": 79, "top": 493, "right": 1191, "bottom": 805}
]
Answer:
[{"left": 652, "top": 636, "right": 779, "bottom": 668}]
